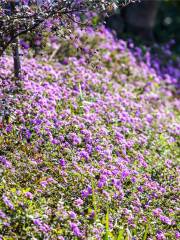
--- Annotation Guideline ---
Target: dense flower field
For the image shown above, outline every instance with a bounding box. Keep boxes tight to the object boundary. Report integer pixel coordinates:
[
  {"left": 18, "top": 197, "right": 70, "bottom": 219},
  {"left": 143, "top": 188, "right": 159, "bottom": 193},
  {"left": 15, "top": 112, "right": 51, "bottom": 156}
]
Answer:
[{"left": 0, "top": 26, "right": 179, "bottom": 239}]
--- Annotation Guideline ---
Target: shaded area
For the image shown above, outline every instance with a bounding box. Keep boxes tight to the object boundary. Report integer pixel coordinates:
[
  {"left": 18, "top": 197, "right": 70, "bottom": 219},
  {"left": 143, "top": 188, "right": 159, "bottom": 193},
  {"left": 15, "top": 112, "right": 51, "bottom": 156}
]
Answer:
[{"left": 106, "top": 0, "right": 180, "bottom": 53}]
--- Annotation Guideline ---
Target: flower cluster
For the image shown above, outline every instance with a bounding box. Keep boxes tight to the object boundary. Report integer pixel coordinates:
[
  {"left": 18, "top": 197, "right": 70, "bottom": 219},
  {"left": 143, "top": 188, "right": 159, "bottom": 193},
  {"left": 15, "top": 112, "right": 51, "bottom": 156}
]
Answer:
[{"left": 0, "top": 26, "right": 179, "bottom": 239}]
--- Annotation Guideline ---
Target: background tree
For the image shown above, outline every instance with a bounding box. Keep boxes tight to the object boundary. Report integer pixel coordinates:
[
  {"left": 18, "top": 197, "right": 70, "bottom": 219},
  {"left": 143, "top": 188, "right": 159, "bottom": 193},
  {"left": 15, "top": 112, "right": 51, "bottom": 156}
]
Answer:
[
  {"left": 123, "top": 0, "right": 159, "bottom": 42},
  {"left": 106, "top": 0, "right": 180, "bottom": 54}
]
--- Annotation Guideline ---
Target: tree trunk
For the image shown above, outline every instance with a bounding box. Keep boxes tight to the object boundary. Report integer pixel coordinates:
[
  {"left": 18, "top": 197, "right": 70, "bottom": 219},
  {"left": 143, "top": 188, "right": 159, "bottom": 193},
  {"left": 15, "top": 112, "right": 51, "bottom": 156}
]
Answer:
[
  {"left": 10, "top": 1, "right": 21, "bottom": 80},
  {"left": 12, "top": 38, "right": 21, "bottom": 79},
  {"left": 123, "top": 0, "right": 160, "bottom": 42}
]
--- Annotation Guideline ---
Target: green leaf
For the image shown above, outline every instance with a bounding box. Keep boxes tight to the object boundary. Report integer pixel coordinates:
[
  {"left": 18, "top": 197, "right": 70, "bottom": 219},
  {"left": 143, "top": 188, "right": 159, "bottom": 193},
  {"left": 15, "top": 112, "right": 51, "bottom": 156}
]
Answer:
[
  {"left": 143, "top": 224, "right": 149, "bottom": 240},
  {"left": 117, "top": 228, "right": 124, "bottom": 240},
  {"left": 78, "top": 83, "right": 83, "bottom": 101},
  {"left": 104, "top": 209, "right": 109, "bottom": 240},
  {"left": 91, "top": 179, "right": 97, "bottom": 220}
]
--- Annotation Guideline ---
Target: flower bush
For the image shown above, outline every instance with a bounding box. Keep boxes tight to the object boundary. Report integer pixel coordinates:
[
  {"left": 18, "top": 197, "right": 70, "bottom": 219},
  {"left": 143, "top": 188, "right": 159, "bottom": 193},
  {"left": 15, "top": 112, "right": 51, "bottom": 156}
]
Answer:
[{"left": 0, "top": 26, "right": 179, "bottom": 239}]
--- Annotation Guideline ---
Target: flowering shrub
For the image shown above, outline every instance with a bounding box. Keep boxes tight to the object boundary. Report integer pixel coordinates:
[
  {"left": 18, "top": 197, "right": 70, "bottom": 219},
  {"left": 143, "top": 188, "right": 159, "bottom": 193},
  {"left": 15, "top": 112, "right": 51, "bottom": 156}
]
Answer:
[
  {"left": 0, "top": 26, "right": 179, "bottom": 239},
  {"left": 0, "top": 0, "right": 140, "bottom": 79},
  {"left": 0, "top": 0, "right": 139, "bottom": 53}
]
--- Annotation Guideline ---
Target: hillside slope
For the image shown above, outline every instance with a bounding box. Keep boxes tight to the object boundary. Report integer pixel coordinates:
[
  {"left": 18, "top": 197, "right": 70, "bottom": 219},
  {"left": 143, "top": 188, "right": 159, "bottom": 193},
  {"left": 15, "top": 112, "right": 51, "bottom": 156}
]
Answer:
[{"left": 0, "top": 27, "right": 179, "bottom": 239}]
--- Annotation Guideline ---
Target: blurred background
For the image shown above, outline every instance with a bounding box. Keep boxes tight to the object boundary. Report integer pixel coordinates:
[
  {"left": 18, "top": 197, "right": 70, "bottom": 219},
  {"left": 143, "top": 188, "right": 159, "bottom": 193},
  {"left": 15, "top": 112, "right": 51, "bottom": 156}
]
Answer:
[{"left": 106, "top": 0, "right": 180, "bottom": 54}]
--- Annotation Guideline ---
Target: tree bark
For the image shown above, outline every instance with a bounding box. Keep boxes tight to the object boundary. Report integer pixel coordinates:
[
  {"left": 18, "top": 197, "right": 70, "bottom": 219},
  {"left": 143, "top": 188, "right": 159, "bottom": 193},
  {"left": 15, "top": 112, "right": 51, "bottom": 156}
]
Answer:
[
  {"left": 123, "top": 0, "right": 160, "bottom": 42},
  {"left": 12, "top": 38, "right": 21, "bottom": 79},
  {"left": 10, "top": 1, "right": 21, "bottom": 80}
]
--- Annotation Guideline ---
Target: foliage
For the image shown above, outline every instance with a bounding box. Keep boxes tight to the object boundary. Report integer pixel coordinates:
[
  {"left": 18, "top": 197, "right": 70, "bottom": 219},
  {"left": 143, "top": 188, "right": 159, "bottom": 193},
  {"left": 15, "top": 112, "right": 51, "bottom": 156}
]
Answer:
[
  {"left": 0, "top": 26, "right": 179, "bottom": 239},
  {"left": 0, "top": 0, "right": 140, "bottom": 55}
]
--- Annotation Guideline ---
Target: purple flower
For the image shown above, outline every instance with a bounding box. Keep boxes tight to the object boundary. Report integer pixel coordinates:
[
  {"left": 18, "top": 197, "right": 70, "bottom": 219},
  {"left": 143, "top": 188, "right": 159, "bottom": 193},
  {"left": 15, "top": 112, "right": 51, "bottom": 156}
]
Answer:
[
  {"left": 81, "top": 186, "right": 92, "bottom": 198},
  {"left": 69, "top": 211, "right": 77, "bottom": 219},
  {"left": 153, "top": 208, "right": 163, "bottom": 217},
  {"left": 6, "top": 124, "right": 12, "bottom": 133},
  {"left": 68, "top": 133, "right": 81, "bottom": 145},
  {"left": 20, "top": 40, "right": 29, "bottom": 49},
  {"left": 58, "top": 236, "right": 65, "bottom": 240},
  {"left": 2, "top": 195, "right": 14, "bottom": 210},
  {"left": 79, "top": 150, "right": 89, "bottom": 161},
  {"left": 0, "top": 156, "right": 11, "bottom": 169},
  {"left": 59, "top": 159, "right": 66, "bottom": 167},
  {"left": 39, "top": 223, "right": 51, "bottom": 233},
  {"left": 156, "top": 231, "right": 166, "bottom": 240},
  {"left": 97, "top": 178, "right": 106, "bottom": 188},
  {"left": 159, "top": 215, "right": 172, "bottom": 225},
  {"left": 33, "top": 219, "right": 51, "bottom": 233},
  {"left": 175, "top": 231, "right": 180, "bottom": 239},
  {"left": 40, "top": 180, "right": 48, "bottom": 188},
  {"left": 33, "top": 219, "right": 42, "bottom": 226},
  {"left": 51, "top": 138, "right": 60, "bottom": 145},
  {"left": 0, "top": 210, "right": 6, "bottom": 219},
  {"left": 89, "top": 210, "right": 95, "bottom": 219},
  {"left": 25, "top": 192, "right": 33, "bottom": 200},
  {"left": 70, "top": 222, "right": 82, "bottom": 237},
  {"left": 74, "top": 198, "right": 83, "bottom": 207},
  {"left": 121, "top": 169, "right": 130, "bottom": 179}
]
